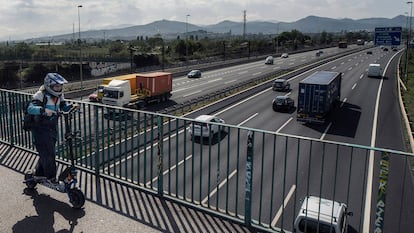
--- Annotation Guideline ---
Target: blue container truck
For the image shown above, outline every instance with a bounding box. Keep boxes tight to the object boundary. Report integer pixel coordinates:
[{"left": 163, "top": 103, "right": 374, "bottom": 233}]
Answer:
[{"left": 297, "top": 71, "right": 342, "bottom": 124}]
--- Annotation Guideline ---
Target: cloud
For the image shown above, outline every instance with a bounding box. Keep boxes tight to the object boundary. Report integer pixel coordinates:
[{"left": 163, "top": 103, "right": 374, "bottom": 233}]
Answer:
[{"left": 0, "top": 0, "right": 407, "bottom": 41}]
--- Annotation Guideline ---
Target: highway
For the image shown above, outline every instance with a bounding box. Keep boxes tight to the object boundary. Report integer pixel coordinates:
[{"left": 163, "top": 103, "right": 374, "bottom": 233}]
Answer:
[
  {"left": 86, "top": 46, "right": 414, "bottom": 232},
  {"left": 41, "top": 44, "right": 412, "bottom": 232}
]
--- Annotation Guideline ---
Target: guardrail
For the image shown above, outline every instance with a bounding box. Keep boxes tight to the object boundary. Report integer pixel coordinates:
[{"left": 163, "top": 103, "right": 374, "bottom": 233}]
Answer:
[{"left": 1, "top": 89, "right": 412, "bottom": 233}]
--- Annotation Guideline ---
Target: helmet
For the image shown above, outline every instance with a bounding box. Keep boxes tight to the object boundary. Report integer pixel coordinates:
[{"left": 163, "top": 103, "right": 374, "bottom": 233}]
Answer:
[{"left": 44, "top": 73, "right": 68, "bottom": 97}]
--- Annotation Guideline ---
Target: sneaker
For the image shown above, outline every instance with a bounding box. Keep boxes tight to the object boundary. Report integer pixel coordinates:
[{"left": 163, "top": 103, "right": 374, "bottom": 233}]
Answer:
[
  {"left": 48, "top": 177, "right": 59, "bottom": 184},
  {"left": 48, "top": 178, "right": 65, "bottom": 191}
]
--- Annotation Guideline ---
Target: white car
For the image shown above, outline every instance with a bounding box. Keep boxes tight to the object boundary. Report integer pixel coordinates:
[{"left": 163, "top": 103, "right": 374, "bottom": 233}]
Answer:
[
  {"left": 294, "top": 196, "right": 352, "bottom": 233},
  {"left": 281, "top": 53, "right": 289, "bottom": 58},
  {"left": 188, "top": 115, "right": 225, "bottom": 138}
]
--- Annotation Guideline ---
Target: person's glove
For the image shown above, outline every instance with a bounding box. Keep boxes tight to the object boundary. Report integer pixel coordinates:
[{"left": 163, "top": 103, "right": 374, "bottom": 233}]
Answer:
[{"left": 44, "top": 108, "right": 56, "bottom": 116}]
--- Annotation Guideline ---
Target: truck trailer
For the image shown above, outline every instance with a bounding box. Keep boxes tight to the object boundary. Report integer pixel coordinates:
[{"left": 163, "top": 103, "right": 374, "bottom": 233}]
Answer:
[
  {"left": 297, "top": 71, "right": 342, "bottom": 124},
  {"left": 102, "top": 72, "right": 172, "bottom": 109}
]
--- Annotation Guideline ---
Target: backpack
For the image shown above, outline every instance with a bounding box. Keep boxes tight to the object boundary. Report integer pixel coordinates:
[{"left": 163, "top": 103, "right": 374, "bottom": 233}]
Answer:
[{"left": 23, "top": 92, "right": 47, "bottom": 131}]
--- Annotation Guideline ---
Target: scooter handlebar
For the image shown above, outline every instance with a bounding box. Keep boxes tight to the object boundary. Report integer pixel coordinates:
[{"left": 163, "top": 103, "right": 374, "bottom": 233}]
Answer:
[{"left": 61, "top": 104, "right": 80, "bottom": 115}]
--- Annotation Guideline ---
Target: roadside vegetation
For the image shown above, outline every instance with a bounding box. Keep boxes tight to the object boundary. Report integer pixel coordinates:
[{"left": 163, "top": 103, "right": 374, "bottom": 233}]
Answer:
[
  {"left": 401, "top": 50, "right": 414, "bottom": 160},
  {"left": 0, "top": 30, "right": 371, "bottom": 89}
]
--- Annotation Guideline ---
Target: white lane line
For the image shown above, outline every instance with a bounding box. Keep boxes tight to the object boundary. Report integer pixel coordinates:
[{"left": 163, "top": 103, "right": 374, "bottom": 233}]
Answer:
[
  {"left": 238, "top": 71, "right": 248, "bottom": 75},
  {"left": 201, "top": 170, "right": 238, "bottom": 205},
  {"left": 147, "top": 154, "right": 193, "bottom": 186},
  {"left": 320, "top": 122, "right": 332, "bottom": 140},
  {"left": 276, "top": 117, "right": 293, "bottom": 134},
  {"left": 352, "top": 83, "right": 357, "bottom": 90},
  {"left": 271, "top": 185, "right": 296, "bottom": 227},
  {"left": 237, "top": 113, "right": 259, "bottom": 126},
  {"left": 360, "top": 74, "right": 364, "bottom": 79},
  {"left": 225, "top": 80, "right": 237, "bottom": 84},
  {"left": 207, "top": 78, "right": 223, "bottom": 83},
  {"left": 331, "top": 66, "right": 337, "bottom": 70},
  {"left": 183, "top": 90, "right": 202, "bottom": 97},
  {"left": 348, "top": 67, "right": 353, "bottom": 71},
  {"left": 340, "top": 98, "right": 347, "bottom": 108},
  {"left": 273, "top": 66, "right": 281, "bottom": 70},
  {"left": 253, "top": 72, "right": 262, "bottom": 76}
]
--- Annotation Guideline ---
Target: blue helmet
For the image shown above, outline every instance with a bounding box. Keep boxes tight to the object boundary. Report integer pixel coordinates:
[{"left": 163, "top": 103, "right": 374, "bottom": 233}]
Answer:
[{"left": 44, "top": 73, "right": 68, "bottom": 97}]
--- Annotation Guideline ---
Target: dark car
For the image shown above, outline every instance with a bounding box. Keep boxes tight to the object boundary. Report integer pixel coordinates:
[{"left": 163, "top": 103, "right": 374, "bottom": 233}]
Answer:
[
  {"left": 272, "top": 79, "right": 290, "bottom": 92},
  {"left": 187, "top": 70, "right": 202, "bottom": 78},
  {"left": 272, "top": 96, "right": 294, "bottom": 112}
]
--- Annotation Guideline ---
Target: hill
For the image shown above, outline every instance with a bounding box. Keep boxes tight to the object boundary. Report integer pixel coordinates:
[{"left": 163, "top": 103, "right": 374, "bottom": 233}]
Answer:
[{"left": 30, "top": 15, "right": 407, "bottom": 42}]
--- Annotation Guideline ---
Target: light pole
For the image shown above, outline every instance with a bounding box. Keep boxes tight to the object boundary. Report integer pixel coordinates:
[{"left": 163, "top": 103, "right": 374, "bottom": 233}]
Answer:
[
  {"left": 405, "top": 12, "right": 409, "bottom": 83},
  {"left": 186, "top": 14, "right": 190, "bottom": 67},
  {"left": 407, "top": 2, "right": 413, "bottom": 84},
  {"left": 78, "top": 5, "right": 83, "bottom": 91}
]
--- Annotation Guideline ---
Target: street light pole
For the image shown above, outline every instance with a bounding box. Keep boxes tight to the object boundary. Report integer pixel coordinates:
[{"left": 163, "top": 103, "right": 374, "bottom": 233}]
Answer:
[
  {"left": 407, "top": 2, "right": 413, "bottom": 84},
  {"left": 78, "top": 5, "right": 83, "bottom": 91},
  {"left": 186, "top": 14, "right": 190, "bottom": 67},
  {"left": 405, "top": 12, "right": 409, "bottom": 83}
]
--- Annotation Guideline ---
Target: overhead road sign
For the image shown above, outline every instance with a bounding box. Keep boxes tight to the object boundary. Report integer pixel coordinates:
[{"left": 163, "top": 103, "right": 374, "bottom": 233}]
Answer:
[{"left": 374, "top": 27, "right": 402, "bottom": 46}]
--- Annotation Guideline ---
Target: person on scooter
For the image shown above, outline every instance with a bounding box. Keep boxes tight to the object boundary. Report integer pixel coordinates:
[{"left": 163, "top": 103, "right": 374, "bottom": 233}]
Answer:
[{"left": 27, "top": 73, "right": 75, "bottom": 184}]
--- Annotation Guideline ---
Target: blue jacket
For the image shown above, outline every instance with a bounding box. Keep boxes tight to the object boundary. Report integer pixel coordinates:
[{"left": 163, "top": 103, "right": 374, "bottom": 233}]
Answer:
[{"left": 27, "top": 86, "right": 72, "bottom": 130}]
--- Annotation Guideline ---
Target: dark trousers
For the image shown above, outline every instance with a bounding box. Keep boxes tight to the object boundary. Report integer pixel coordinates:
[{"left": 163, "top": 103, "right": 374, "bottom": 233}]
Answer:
[{"left": 32, "top": 127, "right": 57, "bottom": 179}]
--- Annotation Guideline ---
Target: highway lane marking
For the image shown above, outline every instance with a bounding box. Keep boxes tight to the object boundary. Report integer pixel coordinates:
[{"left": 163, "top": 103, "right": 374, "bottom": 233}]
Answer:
[
  {"left": 348, "top": 67, "right": 353, "bottom": 71},
  {"left": 224, "top": 80, "right": 236, "bottom": 84},
  {"left": 183, "top": 90, "right": 202, "bottom": 97},
  {"left": 201, "top": 169, "right": 238, "bottom": 205},
  {"left": 207, "top": 78, "right": 223, "bottom": 83},
  {"left": 271, "top": 185, "right": 296, "bottom": 227},
  {"left": 273, "top": 66, "right": 280, "bottom": 70},
  {"left": 214, "top": 88, "right": 270, "bottom": 116},
  {"left": 253, "top": 72, "right": 262, "bottom": 76},
  {"left": 147, "top": 154, "right": 194, "bottom": 186},
  {"left": 360, "top": 74, "right": 364, "bottom": 79},
  {"left": 238, "top": 71, "right": 248, "bottom": 75},
  {"left": 320, "top": 122, "right": 332, "bottom": 140},
  {"left": 351, "top": 83, "right": 357, "bottom": 90},
  {"left": 331, "top": 66, "right": 337, "bottom": 70},
  {"left": 340, "top": 98, "right": 347, "bottom": 108},
  {"left": 276, "top": 117, "right": 293, "bottom": 134},
  {"left": 237, "top": 113, "right": 259, "bottom": 126},
  {"left": 363, "top": 51, "right": 398, "bottom": 233}
]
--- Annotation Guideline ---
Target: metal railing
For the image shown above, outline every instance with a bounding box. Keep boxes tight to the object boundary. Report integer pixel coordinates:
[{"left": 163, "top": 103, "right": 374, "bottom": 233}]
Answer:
[{"left": 1, "top": 89, "right": 413, "bottom": 233}]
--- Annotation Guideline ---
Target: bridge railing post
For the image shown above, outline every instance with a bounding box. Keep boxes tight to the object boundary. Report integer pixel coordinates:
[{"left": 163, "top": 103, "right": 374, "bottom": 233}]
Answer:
[{"left": 244, "top": 130, "right": 254, "bottom": 226}]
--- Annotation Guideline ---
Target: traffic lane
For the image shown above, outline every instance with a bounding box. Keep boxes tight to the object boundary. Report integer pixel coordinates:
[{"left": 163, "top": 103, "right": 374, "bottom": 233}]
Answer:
[
  {"left": 170, "top": 46, "right": 364, "bottom": 103},
  {"left": 325, "top": 51, "right": 406, "bottom": 232},
  {"left": 184, "top": 83, "right": 368, "bottom": 229},
  {"left": 324, "top": 50, "right": 401, "bottom": 146},
  {"left": 373, "top": 51, "right": 414, "bottom": 233}
]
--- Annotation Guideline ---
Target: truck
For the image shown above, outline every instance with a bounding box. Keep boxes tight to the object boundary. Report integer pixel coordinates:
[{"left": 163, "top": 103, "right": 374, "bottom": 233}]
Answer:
[
  {"left": 297, "top": 71, "right": 342, "bottom": 124},
  {"left": 338, "top": 41, "right": 348, "bottom": 48},
  {"left": 101, "top": 72, "right": 172, "bottom": 110}
]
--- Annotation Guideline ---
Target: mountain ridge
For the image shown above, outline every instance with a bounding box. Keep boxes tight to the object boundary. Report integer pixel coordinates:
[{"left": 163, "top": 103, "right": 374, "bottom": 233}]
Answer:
[{"left": 30, "top": 15, "right": 407, "bottom": 42}]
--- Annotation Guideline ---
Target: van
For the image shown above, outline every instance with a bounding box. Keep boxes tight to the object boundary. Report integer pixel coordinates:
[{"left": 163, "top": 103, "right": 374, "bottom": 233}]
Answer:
[
  {"left": 265, "top": 56, "right": 274, "bottom": 64},
  {"left": 367, "top": 64, "right": 382, "bottom": 78},
  {"left": 294, "top": 196, "right": 352, "bottom": 233}
]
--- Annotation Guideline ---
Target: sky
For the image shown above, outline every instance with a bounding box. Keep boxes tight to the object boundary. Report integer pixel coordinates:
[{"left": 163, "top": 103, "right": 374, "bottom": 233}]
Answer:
[{"left": 0, "top": 0, "right": 409, "bottom": 41}]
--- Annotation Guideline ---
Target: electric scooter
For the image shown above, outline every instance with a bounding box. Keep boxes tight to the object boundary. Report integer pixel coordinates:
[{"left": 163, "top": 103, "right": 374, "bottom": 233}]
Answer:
[{"left": 24, "top": 105, "right": 85, "bottom": 209}]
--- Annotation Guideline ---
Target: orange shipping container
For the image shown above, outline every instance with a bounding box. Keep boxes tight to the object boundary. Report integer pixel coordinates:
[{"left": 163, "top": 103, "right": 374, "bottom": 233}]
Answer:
[{"left": 135, "top": 72, "right": 172, "bottom": 96}]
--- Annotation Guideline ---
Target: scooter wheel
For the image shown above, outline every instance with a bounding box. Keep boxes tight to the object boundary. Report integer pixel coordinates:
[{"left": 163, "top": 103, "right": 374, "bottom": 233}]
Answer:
[
  {"left": 24, "top": 173, "right": 37, "bottom": 189},
  {"left": 68, "top": 188, "right": 85, "bottom": 209}
]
